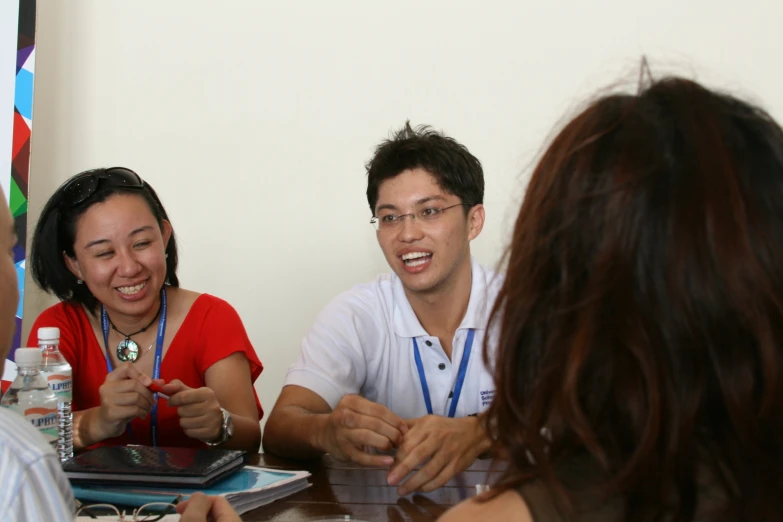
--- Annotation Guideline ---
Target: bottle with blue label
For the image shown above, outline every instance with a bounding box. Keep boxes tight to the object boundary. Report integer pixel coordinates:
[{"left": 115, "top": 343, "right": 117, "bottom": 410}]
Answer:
[
  {"left": 38, "top": 327, "right": 73, "bottom": 462},
  {"left": 0, "top": 347, "right": 59, "bottom": 449}
]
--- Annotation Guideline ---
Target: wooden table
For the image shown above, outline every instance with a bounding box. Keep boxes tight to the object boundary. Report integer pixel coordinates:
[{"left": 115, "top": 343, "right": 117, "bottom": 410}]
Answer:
[{"left": 240, "top": 454, "right": 502, "bottom": 521}]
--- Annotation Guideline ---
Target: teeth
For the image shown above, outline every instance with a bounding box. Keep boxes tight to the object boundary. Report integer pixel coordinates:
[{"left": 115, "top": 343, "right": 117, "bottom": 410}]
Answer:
[
  {"left": 117, "top": 281, "right": 146, "bottom": 295},
  {"left": 401, "top": 252, "right": 431, "bottom": 261},
  {"left": 406, "top": 258, "right": 429, "bottom": 267}
]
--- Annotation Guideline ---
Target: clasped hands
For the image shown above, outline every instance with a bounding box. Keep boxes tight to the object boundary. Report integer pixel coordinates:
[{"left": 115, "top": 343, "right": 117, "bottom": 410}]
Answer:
[
  {"left": 319, "top": 394, "right": 491, "bottom": 495},
  {"left": 95, "top": 362, "right": 224, "bottom": 443}
]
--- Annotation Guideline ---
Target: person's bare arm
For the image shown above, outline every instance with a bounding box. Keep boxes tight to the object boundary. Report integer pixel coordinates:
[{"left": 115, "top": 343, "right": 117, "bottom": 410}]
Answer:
[
  {"left": 263, "top": 385, "right": 407, "bottom": 466},
  {"left": 438, "top": 490, "right": 532, "bottom": 522},
  {"left": 163, "top": 353, "right": 261, "bottom": 452}
]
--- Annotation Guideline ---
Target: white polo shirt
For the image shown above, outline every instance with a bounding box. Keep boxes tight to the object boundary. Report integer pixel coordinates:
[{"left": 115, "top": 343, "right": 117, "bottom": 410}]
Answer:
[{"left": 284, "top": 258, "right": 502, "bottom": 419}]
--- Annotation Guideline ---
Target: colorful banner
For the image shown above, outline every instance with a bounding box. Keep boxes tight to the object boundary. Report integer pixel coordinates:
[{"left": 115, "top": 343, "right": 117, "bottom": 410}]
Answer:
[{"left": 2, "top": 0, "right": 35, "bottom": 389}]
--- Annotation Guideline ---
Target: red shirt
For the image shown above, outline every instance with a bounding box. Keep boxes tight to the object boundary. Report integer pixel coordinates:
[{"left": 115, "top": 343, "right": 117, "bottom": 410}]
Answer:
[{"left": 27, "top": 294, "right": 263, "bottom": 448}]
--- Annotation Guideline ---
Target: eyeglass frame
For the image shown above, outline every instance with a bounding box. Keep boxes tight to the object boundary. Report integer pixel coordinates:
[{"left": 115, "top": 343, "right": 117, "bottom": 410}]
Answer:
[
  {"left": 370, "top": 203, "right": 468, "bottom": 231},
  {"left": 75, "top": 494, "right": 183, "bottom": 521},
  {"left": 61, "top": 167, "right": 146, "bottom": 208}
]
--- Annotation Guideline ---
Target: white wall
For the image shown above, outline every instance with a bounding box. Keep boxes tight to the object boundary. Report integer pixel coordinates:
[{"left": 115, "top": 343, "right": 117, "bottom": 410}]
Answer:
[{"left": 24, "top": 0, "right": 783, "bottom": 427}]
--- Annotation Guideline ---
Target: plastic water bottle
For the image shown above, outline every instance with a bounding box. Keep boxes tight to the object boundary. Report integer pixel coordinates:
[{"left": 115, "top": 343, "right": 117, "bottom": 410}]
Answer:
[
  {"left": 38, "top": 327, "right": 74, "bottom": 462},
  {"left": 0, "top": 348, "right": 59, "bottom": 449}
]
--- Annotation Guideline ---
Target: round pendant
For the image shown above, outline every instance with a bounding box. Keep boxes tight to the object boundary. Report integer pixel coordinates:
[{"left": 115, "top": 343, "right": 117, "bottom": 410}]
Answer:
[{"left": 117, "top": 339, "right": 140, "bottom": 362}]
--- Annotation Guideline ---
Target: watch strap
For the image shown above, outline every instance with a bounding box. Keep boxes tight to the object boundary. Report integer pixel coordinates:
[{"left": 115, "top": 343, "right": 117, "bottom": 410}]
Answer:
[{"left": 205, "top": 407, "right": 231, "bottom": 447}]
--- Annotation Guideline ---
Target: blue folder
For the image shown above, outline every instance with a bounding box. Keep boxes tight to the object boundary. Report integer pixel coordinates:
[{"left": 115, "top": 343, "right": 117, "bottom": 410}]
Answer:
[{"left": 73, "top": 466, "right": 300, "bottom": 507}]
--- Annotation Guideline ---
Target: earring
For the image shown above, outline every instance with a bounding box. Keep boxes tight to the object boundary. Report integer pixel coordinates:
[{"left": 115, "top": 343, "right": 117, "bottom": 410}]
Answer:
[
  {"left": 76, "top": 279, "right": 83, "bottom": 285},
  {"left": 165, "top": 253, "right": 169, "bottom": 259}
]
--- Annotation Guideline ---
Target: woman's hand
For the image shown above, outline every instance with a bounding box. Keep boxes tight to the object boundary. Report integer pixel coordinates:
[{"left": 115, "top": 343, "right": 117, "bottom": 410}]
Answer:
[
  {"left": 162, "top": 380, "right": 224, "bottom": 443},
  {"left": 94, "top": 362, "right": 156, "bottom": 440}
]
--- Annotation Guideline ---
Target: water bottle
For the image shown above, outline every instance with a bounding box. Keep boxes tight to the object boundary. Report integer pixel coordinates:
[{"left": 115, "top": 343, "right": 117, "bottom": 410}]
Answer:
[
  {"left": 0, "top": 348, "right": 59, "bottom": 449},
  {"left": 38, "top": 327, "right": 74, "bottom": 462}
]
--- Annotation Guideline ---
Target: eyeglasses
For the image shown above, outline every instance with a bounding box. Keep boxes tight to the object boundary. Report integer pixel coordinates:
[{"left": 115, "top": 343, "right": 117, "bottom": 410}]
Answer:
[
  {"left": 75, "top": 496, "right": 182, "bottom": 521},
  {"left": 62, "top": 167, "right": 145, "bottom": 207},
  {"left": 370, "top": 203, "right": 467, "bottom": 231}
]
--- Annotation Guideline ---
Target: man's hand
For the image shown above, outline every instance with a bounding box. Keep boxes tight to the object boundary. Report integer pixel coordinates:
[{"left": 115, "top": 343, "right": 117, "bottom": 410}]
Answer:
[
  {"left": 319, "top": 394, "right": 408, "bottom": 467},
  {"left": 386, "top": 415, "right": 492, "bottom": 495}
]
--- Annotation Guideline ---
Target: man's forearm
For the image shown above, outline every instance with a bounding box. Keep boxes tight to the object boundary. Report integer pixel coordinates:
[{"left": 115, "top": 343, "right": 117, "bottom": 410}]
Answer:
[{"left": 261, "top": 405, "right": 330, "bottom": 459}]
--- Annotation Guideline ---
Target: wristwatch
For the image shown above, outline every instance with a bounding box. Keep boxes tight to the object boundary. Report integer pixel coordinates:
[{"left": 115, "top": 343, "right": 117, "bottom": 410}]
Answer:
[{"left": 205, "top": 407, "right": 234, "bottom": 446}]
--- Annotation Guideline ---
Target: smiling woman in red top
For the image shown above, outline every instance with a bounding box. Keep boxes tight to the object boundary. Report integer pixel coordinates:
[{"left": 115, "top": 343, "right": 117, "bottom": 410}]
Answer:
[{"left": 26, "top": 167, "right": 262, "bottom": 452}]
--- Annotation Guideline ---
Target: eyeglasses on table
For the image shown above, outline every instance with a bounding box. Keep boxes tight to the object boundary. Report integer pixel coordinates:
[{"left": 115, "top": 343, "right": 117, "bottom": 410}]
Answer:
[{"left": 75, "top": 495, "right": 182, "bottom": 521}]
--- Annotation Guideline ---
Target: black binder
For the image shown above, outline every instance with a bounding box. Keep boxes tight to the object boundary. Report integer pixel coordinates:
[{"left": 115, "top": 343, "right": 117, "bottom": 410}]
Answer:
[{"left": 63, "top": 445, "right": 246, "bottom": 487}]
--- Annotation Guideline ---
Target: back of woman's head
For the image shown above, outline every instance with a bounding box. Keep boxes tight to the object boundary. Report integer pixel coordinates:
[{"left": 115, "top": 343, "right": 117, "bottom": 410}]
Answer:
[
  {"left": 489, "top": 77, "right": 783, "bottom": 521},
  {"left": 30, "top": 167, "right": 179, "bottom": 311}
]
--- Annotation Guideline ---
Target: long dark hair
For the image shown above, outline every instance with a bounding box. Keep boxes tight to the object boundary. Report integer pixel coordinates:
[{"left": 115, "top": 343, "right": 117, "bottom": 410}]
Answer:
[
  {"left": 486, "top": 77, "right": 783, "bottom": 521},
  {"left": 30, "top": 167, "right": 179, "bottom": 311}
]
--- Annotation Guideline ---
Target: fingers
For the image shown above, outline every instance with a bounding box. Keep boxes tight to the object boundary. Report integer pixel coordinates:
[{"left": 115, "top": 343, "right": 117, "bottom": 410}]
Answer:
[
  {"left": 106, "top": 362, "right": 152, "bottom": 386},
  {"left": 396, "top": 448, "right": 453, "bottom": 495},
  {"left": 98, "top": 369, "right": 157, "bottom": 426},
  {"left": 169, "top": 390, "right": 215, "bottom": 410},
  {"left": 387, "top": 434, "right": 437, "bottom": 489},
  {"left": 179, "top": 413, "right": 223, "bottom": 441},
  {"left": 164, "top": 384, "right": 222, "bottom": 442},
  {"left": 333, "top": 395, "right": 407, "bottom": 450},
  {"left": 389, "top": 419, "right": 430, "bottom": 478},
  {"left": 101, "top": 381, "right": 155, "bottom": 409},
  {"left": 177, "top": 493, "right": 241, "bottom": 522},
  {"left": 338, "top": 438, "right": 395, "bottom": 467},
  {"left": 341, "top": 395, "right": 407, "bottom": 433},
  {"left": 390, "top": 416, "right": 484, "bottom": 495},
  {"left": 335, "top": 407, "right": 403, "bottom": 450},
  {"left": 209, "top": 496, "right": 242, "bottom": 522},
  {"left": 325, "top": 396, "right": 411, "bottom": 467},
  {"left": 160, "top": 379, "right": 189, "bottom": 398},
  {"left": 101, "top": 363, "right": 156, "bottom": 409},
  {"left": 416, "top": 463, "right": 459, "bottom": 493},
  {"left": 177, "top": 492, "right": 211, "bottom": 521}
]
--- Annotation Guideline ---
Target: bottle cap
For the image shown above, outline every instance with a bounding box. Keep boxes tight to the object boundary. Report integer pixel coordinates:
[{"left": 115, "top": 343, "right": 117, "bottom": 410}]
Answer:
[
  {"left": 14, "top": 347, "right": 43, "bottom": 365},
  {"left": 38, "top": 327, "right": 60, "bottom": 341}
]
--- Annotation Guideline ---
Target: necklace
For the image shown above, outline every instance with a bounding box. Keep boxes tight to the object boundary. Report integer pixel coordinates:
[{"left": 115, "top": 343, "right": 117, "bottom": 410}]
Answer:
[{"left": 108, "top": 301, "right": 162, "bottom": 362}]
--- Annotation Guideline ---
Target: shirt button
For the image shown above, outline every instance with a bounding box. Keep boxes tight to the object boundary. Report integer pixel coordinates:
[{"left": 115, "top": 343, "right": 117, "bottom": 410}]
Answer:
[
  {"left": 438, "top": 363, "right": 446, "bottom": 370},
  {"left": 425, "top": 340, "right": 433, "bottom": 346}
]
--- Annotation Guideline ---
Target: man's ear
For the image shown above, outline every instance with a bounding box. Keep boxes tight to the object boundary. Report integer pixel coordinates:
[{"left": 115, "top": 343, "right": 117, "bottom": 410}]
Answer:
[
  {"left": 63, "top": 251, "right": 82, "bottom": 280},
  {"left": 467, "top": 204, "right": 485, "bottom": 241}
]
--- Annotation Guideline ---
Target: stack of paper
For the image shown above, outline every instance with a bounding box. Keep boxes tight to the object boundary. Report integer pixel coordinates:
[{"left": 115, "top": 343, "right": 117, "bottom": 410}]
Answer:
[{"left": 72, "top": 466, "right": 311, "bottom": 515}]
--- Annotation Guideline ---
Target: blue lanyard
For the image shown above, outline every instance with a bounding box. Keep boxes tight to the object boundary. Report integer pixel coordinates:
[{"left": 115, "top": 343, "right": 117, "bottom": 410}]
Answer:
[
  {"left": 101, "top": 288, "right": 168, "bottom": 446},
  {"left": 413, "top": 328, "right": 475, "bottom": 418}
]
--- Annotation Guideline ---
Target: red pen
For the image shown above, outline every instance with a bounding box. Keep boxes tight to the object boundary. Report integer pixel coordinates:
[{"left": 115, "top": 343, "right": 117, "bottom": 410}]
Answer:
[{"left": 148, "top": 382, "right": 170, "bottom": 400}]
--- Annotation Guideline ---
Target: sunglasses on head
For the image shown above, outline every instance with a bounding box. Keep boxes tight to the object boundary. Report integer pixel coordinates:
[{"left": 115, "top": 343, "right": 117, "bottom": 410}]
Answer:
[{"left": 62, "top": 167, "right": 145, "bottom": 207}]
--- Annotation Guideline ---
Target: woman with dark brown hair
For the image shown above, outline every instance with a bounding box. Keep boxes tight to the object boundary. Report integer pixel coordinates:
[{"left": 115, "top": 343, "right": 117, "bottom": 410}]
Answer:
[{"left": 441, "top": 76, "right": 783, "bottom": 521}]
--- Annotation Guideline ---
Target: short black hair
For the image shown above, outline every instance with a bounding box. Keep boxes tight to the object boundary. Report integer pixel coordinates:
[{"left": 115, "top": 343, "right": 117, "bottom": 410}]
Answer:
[
  {"left": 30, "top": 167, "right": 179, "bottom": 311},
  {"left": 365, "top": 121, "right": 484, "bottom": 214}
]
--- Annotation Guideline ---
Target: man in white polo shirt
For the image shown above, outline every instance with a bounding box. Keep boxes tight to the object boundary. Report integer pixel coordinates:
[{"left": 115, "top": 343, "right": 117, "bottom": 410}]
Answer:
[{"left": 263, "top": 122, "right": 501, "bottom": 495}]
